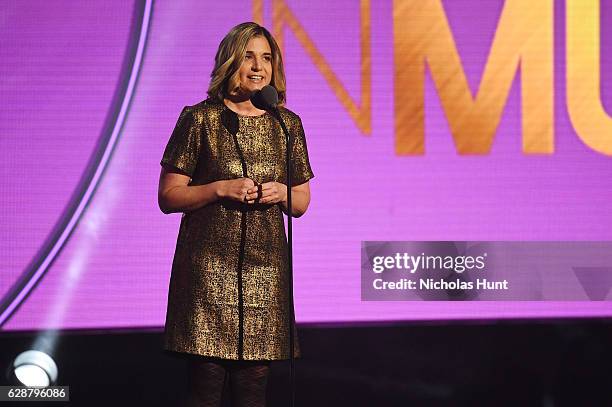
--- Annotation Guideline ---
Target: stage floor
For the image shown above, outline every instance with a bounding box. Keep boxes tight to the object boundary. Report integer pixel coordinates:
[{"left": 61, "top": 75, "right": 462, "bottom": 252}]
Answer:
[{"left": 1, "top": 319, "right": 611, "bottom": 406}]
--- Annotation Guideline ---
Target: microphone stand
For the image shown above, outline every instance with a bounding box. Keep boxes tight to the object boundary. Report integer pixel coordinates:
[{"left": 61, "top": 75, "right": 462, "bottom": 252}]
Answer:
[
  {"left": 269, "top": 106, "right": 296, "bottom": 407},
  {"left": 251, "top": 86, "right": 297, "bottom": 407}
]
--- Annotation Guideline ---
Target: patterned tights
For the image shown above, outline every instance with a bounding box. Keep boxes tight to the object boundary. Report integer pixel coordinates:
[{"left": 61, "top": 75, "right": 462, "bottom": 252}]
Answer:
[{"left": 186, "top": 356, "right": 271, "bottom": 407}]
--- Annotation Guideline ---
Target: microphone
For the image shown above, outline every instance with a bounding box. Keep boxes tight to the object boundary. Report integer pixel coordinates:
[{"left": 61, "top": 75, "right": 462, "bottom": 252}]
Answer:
[
  {"left": 251, "top": 85, "right": 297, "bottom": 401},
  {"left": 250, "top": 85, "right": 279, "bottom": 111},
  {"left": 251, "top": 85, "right": 295, "bottom": 406}
]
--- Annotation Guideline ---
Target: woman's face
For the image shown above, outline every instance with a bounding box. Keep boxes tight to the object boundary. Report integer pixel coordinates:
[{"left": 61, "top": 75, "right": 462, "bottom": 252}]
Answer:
[{"left": 236, "top": 36, "right": 273, "bottom": 95}]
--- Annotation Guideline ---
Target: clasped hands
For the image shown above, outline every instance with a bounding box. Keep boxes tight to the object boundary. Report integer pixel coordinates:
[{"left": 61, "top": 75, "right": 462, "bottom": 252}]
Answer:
[{"left": 220, "top": 178, "right": 287, "bottom": 205}]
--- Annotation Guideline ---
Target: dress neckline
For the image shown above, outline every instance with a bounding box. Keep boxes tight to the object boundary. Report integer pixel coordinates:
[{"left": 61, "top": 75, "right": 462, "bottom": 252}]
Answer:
[{"left": 222, "top": 102, "right": 268, "bottom": 118}]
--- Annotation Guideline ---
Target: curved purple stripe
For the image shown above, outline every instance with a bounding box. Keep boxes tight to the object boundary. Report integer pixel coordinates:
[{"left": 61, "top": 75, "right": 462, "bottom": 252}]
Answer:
[{"left": 0, "top": 0, "right": 154, "bottom": 328}]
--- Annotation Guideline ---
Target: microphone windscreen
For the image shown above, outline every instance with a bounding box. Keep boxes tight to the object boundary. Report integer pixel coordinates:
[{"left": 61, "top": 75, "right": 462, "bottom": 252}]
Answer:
[{"left": 251, "top": 85, "right": 279, "bottom": 110}]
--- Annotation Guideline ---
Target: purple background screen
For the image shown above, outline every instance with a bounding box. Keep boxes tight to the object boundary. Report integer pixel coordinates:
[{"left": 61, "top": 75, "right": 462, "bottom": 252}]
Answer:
[{"left": 1, "top": 0, "right": 611, "bottom": 332}]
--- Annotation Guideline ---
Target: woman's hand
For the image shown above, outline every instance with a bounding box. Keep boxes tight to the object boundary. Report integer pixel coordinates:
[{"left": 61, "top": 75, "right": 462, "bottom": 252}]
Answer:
[
  {"left": 243, "top": 180, "right": 311, "bottom": 217},
  {"left": 218, "top": 178, "right": 257, "bottom": 203},
  {"left": 246, "top": 182, "right": 287, "bottom": 205}
]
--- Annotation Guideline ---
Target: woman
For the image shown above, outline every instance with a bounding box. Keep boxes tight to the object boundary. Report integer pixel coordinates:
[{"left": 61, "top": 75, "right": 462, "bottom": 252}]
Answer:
[{"left": 158, "top": 22, "right": 314, "bottom": 407}]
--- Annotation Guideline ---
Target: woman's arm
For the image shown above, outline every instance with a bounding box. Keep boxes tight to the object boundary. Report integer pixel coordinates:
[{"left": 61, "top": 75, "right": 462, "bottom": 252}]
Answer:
[
  {"left": 158, "top": 167, "right": 256, "bottom": 214},
  {"left": 281, "top": 181, "right": 311, "bottom": 217},
  {"left": 247, "top": 181, "right": 311, "bottom": 218}
]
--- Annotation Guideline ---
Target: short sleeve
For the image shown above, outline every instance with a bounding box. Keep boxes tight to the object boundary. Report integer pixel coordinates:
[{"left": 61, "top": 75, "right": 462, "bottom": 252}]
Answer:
[
  {"left": 291, "top": 116, "right": 314, "bottom": 185},
  {"left": 160, "top": 106, "right": 202, "bottom": 177}
]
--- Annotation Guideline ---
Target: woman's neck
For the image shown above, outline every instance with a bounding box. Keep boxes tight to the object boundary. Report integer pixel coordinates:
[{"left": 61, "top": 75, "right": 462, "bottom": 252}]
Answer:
[{"left": 224, "top": 94, "right": 266, "bottom": 117}]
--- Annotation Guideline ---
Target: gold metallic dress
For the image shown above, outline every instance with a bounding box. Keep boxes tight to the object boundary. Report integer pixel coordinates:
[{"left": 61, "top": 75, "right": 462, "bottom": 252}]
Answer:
[{"left": 160, "top": 99, "right": 314, "bottom": 360}]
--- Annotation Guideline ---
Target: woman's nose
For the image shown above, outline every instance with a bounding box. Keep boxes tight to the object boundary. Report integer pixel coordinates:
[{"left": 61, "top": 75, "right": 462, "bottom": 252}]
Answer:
[{"left": 251, "top": 57, "right": 262, "bottom": 71}]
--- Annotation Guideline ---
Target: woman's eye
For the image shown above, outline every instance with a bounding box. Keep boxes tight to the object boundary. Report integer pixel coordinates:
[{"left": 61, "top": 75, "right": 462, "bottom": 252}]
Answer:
[{"left": 264, "top": 56, "right": 271, "bottom": 62}]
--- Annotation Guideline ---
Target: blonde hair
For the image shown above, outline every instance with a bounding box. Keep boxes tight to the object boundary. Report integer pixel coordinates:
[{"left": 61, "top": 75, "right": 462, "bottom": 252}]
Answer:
[{"left": 207, "top": 22, "right": 286, "bottom": 105}]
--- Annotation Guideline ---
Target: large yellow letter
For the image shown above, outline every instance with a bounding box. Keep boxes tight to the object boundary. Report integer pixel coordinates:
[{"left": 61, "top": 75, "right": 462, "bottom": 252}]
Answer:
[
  {"left": 272, "top": 0, "right": 371, "bottom": 134},
  {"left": 393, "top": 0, "right": 553, "bottom": 154},
  {"left": 567, "top": 0, "right": 612, "bottom": 155}
]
